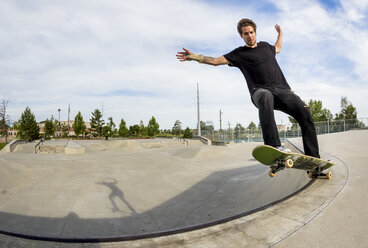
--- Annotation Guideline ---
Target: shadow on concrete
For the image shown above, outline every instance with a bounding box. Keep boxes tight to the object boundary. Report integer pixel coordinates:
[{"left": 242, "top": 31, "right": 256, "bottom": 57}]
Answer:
[
  {"left": 96, "top": 179, "right": 137, "bottom": 215},
  {"left": 0, "top": 164, "right": 310, "bottom": 242}
]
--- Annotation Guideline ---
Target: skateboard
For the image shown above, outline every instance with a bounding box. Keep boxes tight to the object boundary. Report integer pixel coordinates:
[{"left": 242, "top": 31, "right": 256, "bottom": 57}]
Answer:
[{"left": 252, "top": 145, "right": 335, "bottom": 179}]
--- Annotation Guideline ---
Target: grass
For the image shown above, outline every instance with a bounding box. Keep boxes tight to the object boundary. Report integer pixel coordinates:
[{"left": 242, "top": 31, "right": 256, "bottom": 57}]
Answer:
[{"left": 0, "top": 143, "right": 6, "bottom": 150}]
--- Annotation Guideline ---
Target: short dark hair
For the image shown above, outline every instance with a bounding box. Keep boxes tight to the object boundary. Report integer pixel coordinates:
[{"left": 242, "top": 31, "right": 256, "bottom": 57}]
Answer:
[{"left": 237, "top": 18, "right": 257, "bottom": 35}]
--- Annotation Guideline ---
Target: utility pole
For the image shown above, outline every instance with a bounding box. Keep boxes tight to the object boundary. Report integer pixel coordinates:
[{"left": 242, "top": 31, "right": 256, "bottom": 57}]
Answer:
[
  {"left": 197, "top": 83, "right": 201, "bottom": 136},
  {"left": 219, "top": 109, "right": 223, "bottom": 131},
  {"left": 58, "top": 108, "right": 61, "bottom": 138},
  {"left": 68, "top": 104, "right": 70, "bottom": 137}
]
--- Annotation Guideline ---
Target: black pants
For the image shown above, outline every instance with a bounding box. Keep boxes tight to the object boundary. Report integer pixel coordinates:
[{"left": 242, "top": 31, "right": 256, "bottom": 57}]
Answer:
[{"left": 251, "top": 88, "right": 320, "bottom": 158}]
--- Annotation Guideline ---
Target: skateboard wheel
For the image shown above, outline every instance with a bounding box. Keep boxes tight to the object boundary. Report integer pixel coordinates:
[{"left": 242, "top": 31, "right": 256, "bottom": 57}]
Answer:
[
  {"left": 285, "top": 159, "right": 294, "bottom": 168},
  {"left": 269, "top": 169, "right": 276, "bottom": 177},
  {"left": 326, "top": 171, "right": 332, "bottom": 179}
]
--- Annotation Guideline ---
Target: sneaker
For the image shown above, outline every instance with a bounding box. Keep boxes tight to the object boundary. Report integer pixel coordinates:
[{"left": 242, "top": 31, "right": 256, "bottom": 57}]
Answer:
[{"left": 276, "top": 146, "right": 292, "bottom": 153}]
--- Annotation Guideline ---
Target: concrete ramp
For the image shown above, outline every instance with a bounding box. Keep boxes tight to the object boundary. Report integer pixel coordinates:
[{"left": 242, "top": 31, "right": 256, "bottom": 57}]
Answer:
[
  {"left": 6, "top": 138, "right": 202, "bottom": 155},
  {"left": 0, "top": 139, "right": 311, "bottom": 241},
  {"left": 11, "top": 143, "right": 35, "bottom": 153},
  {"left": 65, "top": 140, "right": 85, "bottom": 154}
]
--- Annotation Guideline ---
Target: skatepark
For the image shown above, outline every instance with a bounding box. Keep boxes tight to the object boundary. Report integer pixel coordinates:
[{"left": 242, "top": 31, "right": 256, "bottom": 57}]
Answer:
[{"left": 0, "top": 129, "right": 367, "bottom": 247}]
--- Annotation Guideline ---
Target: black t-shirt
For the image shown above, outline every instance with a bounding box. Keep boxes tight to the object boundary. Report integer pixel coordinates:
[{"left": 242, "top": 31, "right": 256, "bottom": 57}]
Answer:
[{"left": 223, "top": 41, "right": 291, "bottom": 95}]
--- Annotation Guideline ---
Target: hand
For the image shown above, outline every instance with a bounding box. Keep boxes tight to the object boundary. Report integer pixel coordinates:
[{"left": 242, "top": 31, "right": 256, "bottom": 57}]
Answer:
[
  {"left": 274, "top": 24, "right": 283, "bottom": 53},
  {"left": 176, "top": 48, "right": 193, "bottom": 62},
  {"left": 275, "top": 24, "right": 282, "bottom": 34}
]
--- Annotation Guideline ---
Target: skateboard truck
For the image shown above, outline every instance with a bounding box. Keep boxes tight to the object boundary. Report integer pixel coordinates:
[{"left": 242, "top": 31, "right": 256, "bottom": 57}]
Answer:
[
  {"left": 307, "top": 167, "right": 333, "bottom": 179},
  {"left": 269, "top": 158, "right": 294, "bottom": 177}
]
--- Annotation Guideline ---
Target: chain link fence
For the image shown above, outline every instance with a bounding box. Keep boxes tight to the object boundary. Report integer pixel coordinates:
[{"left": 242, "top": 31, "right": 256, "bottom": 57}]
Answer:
[{"left": 201, "top": 118, "right": 368, "bottom": 143}]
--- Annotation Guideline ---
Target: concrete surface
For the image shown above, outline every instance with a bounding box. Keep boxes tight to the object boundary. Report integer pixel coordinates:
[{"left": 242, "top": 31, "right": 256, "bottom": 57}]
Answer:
[
  {"left": 275, "top": 130, "right": 368, "bottom": 248},
  {"left": 0, "top": 138, "right": 309, "bottom": 240},
  {"left": 0, "top": 130, "right": 365, "bottom": 247}
]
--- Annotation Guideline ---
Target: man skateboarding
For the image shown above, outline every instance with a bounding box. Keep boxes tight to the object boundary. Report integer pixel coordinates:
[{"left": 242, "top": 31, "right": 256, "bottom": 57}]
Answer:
[{"left": 176, "top": 18, "right": 320, "bottom": 159}]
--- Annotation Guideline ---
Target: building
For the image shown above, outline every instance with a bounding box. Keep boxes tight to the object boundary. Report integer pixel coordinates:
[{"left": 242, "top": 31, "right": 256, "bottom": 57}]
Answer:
[
  {"left": 39, "top": 121, "right": 92, "bottom": 138},
  {"left": 1, "top": 121, "right": 93, "bottom": 141}
]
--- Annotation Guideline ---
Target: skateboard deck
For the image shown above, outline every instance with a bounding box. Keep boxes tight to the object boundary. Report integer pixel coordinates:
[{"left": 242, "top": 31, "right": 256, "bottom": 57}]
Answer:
[{"left": 252, "top": 145, "right": 335, "bottom": 179}]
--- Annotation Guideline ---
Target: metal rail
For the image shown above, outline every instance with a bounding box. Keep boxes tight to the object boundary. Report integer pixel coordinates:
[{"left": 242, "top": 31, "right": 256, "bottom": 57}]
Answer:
[{"left": 35, "top": 138, "right": 44, "bottom": 153}]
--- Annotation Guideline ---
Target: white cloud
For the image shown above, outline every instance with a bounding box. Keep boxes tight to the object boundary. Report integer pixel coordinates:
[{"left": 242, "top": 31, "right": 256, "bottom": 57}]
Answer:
[
  {"left": 340, "top": 0, "right": 368, "bottom": 22},
  {"left": 1, "top": 0, "right": 367, "bottom": 130},
  {"left": 267, "top": 0, "right": 368, "bottom": 117}
]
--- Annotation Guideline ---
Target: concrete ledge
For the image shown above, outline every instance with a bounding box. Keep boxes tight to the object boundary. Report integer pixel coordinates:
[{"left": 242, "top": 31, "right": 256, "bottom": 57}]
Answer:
[
  {"left": 211, "top": 141, "right": 227, "bottom": 146},
  {"left": 193, "top": 136, "right": 212, "bottom": 145},
  {"left": 0, "top": 140, "right": 26, "bottom": 153}
]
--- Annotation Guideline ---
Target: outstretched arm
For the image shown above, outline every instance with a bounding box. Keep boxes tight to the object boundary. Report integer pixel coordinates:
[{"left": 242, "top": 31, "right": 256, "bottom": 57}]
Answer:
[
  {"left": 176, "top": 48, "right": 229, "bottom": 66},
  {"left": 274, "top": 24, "right": 283, "bottom": 54}
]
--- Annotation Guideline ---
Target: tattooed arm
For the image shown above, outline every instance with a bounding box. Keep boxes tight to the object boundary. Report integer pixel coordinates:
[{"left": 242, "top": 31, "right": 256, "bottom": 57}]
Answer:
[
  {"left": 176, "top": 48, "right": 229, "bottom": 66},
  {"left": 201, "top": 55, "right": 229, "bottom": 66}
]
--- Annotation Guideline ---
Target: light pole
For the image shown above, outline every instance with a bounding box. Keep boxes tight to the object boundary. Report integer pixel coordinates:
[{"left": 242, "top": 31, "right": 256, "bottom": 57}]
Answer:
[
  {"left": 58, "top": 109, "right": 61, "bottom": 138},
  {"left": 197, "top": 83, "right": 201, "bottom": 136}
]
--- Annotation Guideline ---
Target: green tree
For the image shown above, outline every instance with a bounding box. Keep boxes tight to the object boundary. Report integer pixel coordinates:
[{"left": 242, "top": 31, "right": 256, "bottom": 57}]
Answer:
[
  {"left": 102, "top": 125, "right": 110, "bottom": 139},
  {"left": 129, "top": 124, "right": 141, "bottom": 137},
  {"left": 335, "top": 97, "right": 357, "bottom": 120},
  {"left": 183, "top": 127, "right": 193, "bottom": 138},
  {"left": 235, "top": 123, "right": 245, "bottom": 141},
  {"left": 110, "top": 117, "right": 117, "bottom": 135},
  {"left": 18, "top": 107, "right": 40, "bottom": 141},
  {"left": 139, "top": 120, "right": 148, "bottom": 137},
  {"left": 235, "top": 123, "right": 245, "bottom": 131},
  {"left": 289, "top": 99, "right": 333, "bottom": 127},
  {"left": 12, "top": 121, "right": 20, "bottom": 131},
  {"left": 308, "top": 99, "right": 333, "bottom": 122},
  {"left": 44, "top": 117, "right": 55, "bottom": 140},
  {"left": 200, "top": 121, "right": 206, "bottom": 131},
  {"left": 118, "top": 118, "right": 129, "bottom": 137},
  {"left": 54, "top": 119, "right": 60, "bottom": 136},
  {"left": 60, "top": 122, "right": 69, "bottom": 138},
  {"left": 247, "top": 121, "right": 257, "bottom": 130},
  {"left": 147, "top": 116, "right": 160, "bottom": 137},
  {"left": 0, "top": 98, "right": 10, "bottom": 143},
  {"left": 90, "top": 109, "right": 104, "bottom": 137},
  {"left": 172, "top": 120, "right": 182, "bottom": 135},
  {"left": 73, "top": 112, "right": 86, "bottom": 138},
  {"left": 103, "top": 117, "right": 117, "bottom": 138}
]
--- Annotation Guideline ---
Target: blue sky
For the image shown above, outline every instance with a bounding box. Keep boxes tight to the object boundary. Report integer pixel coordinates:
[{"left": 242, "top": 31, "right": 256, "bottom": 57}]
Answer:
[
  {"left": 319, "top": 0, "right": 341, "bottom": 9},
  {"left": 1, "top": 0, "right": 367, "bottom": 129}
]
